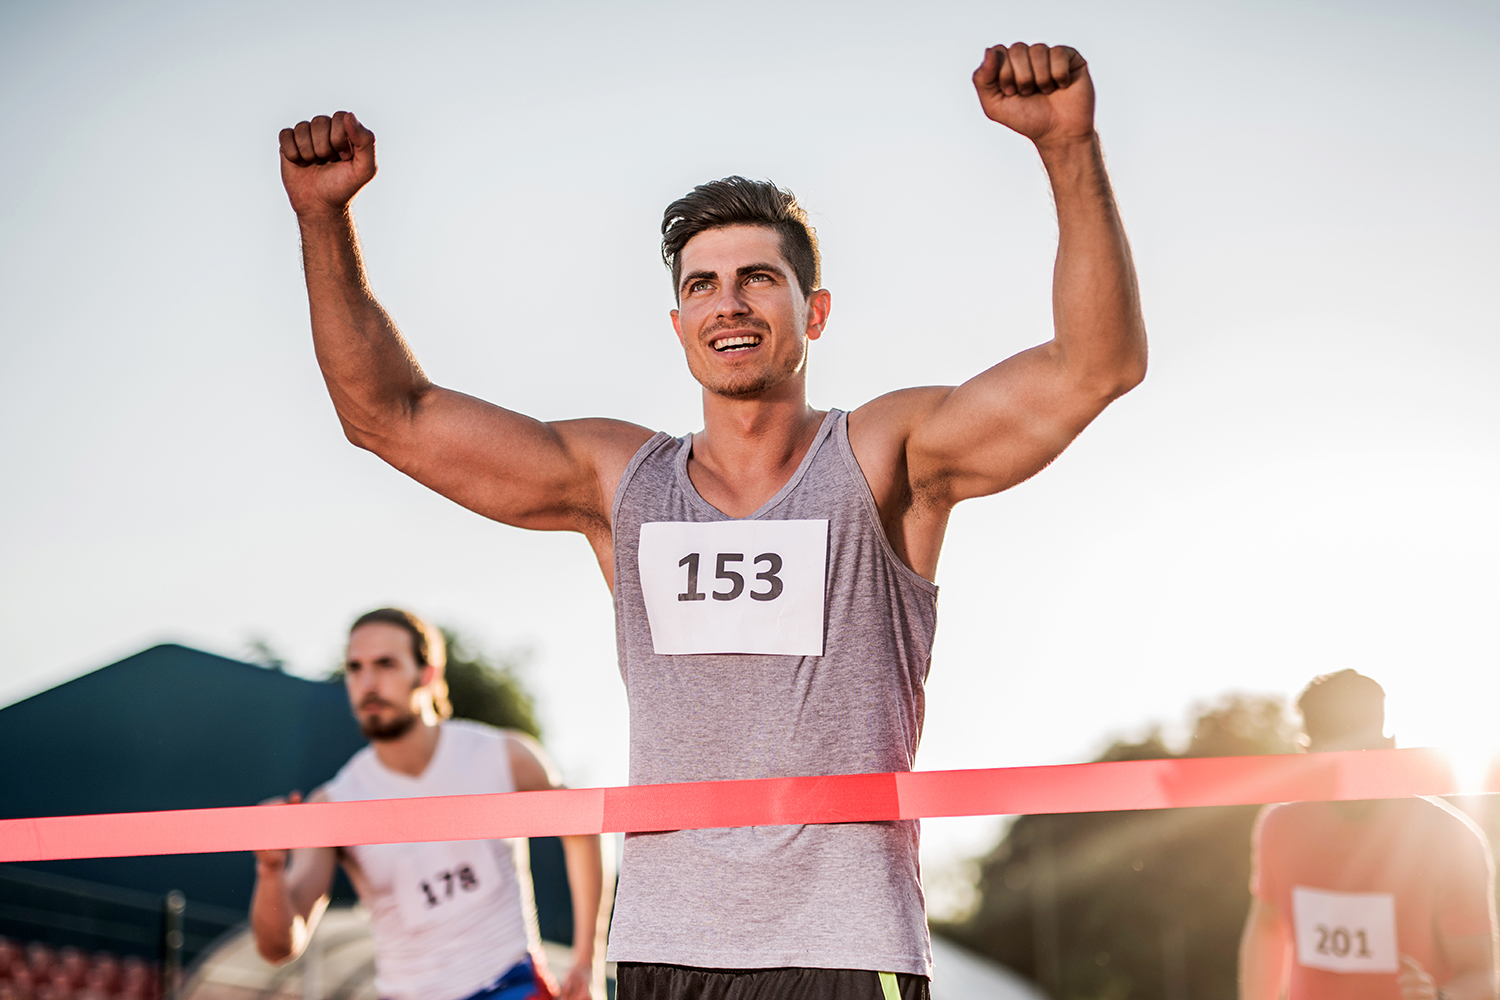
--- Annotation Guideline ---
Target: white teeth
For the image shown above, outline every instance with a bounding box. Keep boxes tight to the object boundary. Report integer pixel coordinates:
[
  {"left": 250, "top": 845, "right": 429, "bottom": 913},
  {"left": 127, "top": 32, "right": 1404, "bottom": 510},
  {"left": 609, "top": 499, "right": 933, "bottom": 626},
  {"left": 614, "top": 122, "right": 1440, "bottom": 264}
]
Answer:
[{"left": 713, "top": 335, "right": 761, "bottom": 352}]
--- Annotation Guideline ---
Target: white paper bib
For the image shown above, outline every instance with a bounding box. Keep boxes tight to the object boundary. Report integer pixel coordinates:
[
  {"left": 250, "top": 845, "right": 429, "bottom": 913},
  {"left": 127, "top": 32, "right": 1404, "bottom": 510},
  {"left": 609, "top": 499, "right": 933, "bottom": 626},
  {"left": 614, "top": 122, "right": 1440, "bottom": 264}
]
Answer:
[
  {"left": 1291, "top": 886, "right": 1398, "bottom": 974},
  {"left": 638, "top": 519, "right": 829, "bottom": 655},
  {"left": 391, "top": 840, "right": 505, "bottom": 933}
]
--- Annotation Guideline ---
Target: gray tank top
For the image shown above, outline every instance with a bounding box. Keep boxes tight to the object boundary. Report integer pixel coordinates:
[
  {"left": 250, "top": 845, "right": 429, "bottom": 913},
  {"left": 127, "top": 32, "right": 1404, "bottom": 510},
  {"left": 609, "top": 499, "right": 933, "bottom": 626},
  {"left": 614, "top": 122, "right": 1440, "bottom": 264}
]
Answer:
[{"left": 606, "top": 409, "right": 938, "bottom": 976}]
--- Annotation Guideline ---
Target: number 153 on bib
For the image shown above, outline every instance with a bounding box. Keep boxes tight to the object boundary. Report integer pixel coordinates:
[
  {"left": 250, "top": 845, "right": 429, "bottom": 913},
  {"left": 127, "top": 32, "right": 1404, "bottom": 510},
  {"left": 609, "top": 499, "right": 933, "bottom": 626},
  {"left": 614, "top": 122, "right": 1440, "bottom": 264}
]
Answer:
[{"left": 638, "top": 520, "right": 829, "bottom": 656}]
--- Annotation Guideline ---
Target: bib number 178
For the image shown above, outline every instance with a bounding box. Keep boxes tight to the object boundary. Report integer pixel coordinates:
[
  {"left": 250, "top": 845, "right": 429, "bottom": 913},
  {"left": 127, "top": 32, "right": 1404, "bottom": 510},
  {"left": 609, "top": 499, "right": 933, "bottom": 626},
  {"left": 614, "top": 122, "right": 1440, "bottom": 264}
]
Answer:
[
  {"left": 419, "top": 864, "right": 480, "bottom": 908},
  {"left": 677, "top": 552, "right": 783, "bottom": 602}
]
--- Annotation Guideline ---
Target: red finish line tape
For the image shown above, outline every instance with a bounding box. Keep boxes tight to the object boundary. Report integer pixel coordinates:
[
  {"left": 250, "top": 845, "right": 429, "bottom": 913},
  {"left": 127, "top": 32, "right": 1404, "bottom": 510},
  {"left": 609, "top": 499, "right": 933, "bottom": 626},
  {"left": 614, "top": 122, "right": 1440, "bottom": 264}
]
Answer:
[{"left": 0, "top": 748, "right": 1472, "bottom": 863}]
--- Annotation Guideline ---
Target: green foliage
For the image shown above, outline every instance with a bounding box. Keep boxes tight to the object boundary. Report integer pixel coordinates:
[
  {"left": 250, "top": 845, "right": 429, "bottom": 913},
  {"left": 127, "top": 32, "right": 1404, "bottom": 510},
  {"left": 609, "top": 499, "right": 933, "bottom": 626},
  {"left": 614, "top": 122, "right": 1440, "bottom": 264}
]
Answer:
[
  {"left": 243, "top": 636, "right": 287, "bottom": 672},
  {"left": 936, "top": 694, "right": 1298, "bottom": 1000},
  {"left": 440, "top": 628, "right": 543, "bottom": 740}
]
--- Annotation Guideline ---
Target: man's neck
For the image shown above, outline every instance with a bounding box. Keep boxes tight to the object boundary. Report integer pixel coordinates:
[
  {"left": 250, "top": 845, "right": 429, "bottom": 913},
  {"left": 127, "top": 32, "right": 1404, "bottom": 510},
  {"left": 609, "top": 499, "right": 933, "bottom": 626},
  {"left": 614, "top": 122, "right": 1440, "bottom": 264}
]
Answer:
[
  {"left": 691, "top": 382, "right": 825, "bottom": 518},
  {"left": 372, "top": 718, "right": 442, "bottom": 777}
]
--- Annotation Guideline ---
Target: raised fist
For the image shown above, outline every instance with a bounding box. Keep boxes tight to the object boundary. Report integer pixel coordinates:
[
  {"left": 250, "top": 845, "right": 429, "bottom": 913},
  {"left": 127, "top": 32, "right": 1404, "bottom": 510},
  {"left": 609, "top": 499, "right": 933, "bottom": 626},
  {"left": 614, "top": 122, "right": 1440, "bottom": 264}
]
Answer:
[
  {"left": 278, "top": 111, "right": 376, "bottom": 217},
  {"left": 972, "top": 43, "right": 1094, "bottom": 149}
]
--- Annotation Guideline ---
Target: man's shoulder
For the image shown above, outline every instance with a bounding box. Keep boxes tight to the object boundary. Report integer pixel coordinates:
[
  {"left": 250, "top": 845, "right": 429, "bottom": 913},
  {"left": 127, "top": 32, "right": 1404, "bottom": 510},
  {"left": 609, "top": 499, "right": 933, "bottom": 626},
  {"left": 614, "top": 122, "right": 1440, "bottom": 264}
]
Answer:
[
  {"left": 1404, "top": 796, "right": 1489, "bottom": 848},
  {"left": 1261, "top": 797, "right": 1482, "bottom": 842},
  {"left": 442, "top": 717, "right": 506, "bottom": 745},
  {"left": 1378, "top": 799, "right": 1493, "bottom": 885},
  {"left": 846, "top": 386, "right": 956, "bottom": 483},
  {"left": 552, "top": 417, "right": 663, "bottom": 472},
  {"left": 552, "top": 416, "right": 661, "bottom": 445},
  {"left": 849, "top": 386, "right": 954, "bottom": 433},
  {"left": 1256, "top": 800, "right": 1298, "bottom": 831},
  {"left": 443, "top": 719, "right": 540, "bottom": 759}
]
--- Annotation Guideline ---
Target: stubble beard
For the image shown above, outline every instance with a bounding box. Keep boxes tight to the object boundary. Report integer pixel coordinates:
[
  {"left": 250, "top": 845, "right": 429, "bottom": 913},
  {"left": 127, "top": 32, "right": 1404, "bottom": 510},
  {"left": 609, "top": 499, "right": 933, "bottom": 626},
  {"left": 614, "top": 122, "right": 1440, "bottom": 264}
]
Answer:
[
  {"left": 360, "top": 705, "right": 420, "bottom": 742},
  {"left": 709, "top": 369, "right": 781, "bottom": 399},
  {"left": 690, "top": 336, "right": 807, "bottom": 401}
]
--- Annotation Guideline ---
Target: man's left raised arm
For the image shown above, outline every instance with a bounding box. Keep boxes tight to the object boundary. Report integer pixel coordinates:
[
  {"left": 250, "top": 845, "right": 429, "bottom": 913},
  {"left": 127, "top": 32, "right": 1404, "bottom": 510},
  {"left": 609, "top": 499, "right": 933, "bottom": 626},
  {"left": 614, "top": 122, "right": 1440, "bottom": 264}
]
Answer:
[{"left": 906, "top": 43, "right": 1147, "bottom": 505}]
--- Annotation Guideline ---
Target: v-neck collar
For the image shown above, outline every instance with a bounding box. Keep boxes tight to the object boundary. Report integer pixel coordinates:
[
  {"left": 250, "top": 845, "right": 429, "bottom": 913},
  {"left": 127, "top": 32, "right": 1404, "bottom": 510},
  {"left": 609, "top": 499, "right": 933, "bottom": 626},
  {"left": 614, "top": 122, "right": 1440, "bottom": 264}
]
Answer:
[
  {"left": 371, "top": 722, "right": 445, "bottom": 785},
  {"left": 675, "top": 409, "right": 841, "bottom": 521}
]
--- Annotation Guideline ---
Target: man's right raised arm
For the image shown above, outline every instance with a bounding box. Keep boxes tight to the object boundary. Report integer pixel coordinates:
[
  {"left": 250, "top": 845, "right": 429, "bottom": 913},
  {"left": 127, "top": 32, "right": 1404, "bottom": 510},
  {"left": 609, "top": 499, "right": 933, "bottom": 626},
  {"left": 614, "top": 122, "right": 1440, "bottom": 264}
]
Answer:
[{"left": 279, "top": 112, "right": 653, "bottom": 537}]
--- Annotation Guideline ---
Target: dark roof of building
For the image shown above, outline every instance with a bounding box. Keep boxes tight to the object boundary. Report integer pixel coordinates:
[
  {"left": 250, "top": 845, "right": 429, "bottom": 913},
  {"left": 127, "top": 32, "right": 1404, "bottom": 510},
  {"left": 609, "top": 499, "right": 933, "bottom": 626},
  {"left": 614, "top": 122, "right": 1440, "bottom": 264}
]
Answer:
[
  {"left": 1, "top": 643, "right": 364, "bottom": 822},
  {"left": 0, "top": 643, "right": 576, "bottom": 962},
  {"left": 0, "top": 644, "right": 366, "bottom": 958}
]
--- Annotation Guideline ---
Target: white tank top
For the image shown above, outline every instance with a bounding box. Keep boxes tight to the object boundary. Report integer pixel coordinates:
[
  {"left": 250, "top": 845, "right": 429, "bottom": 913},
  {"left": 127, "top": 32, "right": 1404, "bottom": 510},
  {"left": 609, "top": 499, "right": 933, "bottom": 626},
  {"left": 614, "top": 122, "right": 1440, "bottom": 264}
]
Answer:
[{"left": 323, "top": 721, "right": 539, "bottom": 1000}]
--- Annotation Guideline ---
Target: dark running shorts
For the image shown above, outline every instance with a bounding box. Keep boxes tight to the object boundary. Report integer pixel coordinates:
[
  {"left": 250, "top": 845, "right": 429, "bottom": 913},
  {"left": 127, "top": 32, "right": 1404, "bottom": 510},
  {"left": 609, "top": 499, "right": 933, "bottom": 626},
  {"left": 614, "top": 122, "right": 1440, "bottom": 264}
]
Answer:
[{"left": 615, "top": 964, "right": 930, "bottom": 1000}]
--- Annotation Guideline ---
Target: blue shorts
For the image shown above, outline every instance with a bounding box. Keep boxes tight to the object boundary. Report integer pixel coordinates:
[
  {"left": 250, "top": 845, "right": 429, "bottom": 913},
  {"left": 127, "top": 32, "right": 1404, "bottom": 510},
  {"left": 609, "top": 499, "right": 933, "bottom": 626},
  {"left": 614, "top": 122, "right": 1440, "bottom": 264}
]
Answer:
[{"left": 461, "top": 956, "right": 549, "bottom": 1000}]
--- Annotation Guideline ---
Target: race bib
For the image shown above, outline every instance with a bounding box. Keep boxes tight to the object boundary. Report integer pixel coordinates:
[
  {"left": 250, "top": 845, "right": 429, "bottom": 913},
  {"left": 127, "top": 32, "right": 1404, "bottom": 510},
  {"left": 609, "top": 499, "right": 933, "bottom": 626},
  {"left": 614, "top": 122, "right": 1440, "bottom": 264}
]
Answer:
[
  {"left": 1291, "top": 886, "right": 1398, "bottom": 973},
  {"left": 391, "top": 840, "right": 504, "bottom": 933},
  {"left": 638, "top": 519, "right": 829, "bottom": 655}
]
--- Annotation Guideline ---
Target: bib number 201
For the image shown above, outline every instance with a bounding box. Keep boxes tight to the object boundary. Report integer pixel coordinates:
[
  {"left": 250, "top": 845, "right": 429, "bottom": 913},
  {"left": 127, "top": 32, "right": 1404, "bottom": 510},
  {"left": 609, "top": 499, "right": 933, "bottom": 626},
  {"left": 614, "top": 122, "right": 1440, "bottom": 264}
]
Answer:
[
  {"left": 1291, "top": 886, "right": 1397, "bottom": 974},
  {"left": 677, "top": 552, "right": 783, "bottom": 603},
  {"left": 638, "top": 519, "right": 828, "bottom": 656},
  {"left": 1314, "top": 925, "right": 1372, "bottom": 960}
]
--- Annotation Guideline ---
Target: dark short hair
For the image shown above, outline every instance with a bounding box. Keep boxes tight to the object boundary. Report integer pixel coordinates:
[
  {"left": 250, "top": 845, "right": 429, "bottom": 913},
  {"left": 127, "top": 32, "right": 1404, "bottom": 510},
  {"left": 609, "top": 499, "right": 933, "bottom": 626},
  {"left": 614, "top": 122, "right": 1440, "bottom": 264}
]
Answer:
[
  {"left": 1297, "top": 669, "right": 1385, "bottom": 747},
  {"left": 661, "top": 176, "right": 820, "bottom": 301},
  {"left": 349, "top": 607, "right": 451, "bottom": 719}
]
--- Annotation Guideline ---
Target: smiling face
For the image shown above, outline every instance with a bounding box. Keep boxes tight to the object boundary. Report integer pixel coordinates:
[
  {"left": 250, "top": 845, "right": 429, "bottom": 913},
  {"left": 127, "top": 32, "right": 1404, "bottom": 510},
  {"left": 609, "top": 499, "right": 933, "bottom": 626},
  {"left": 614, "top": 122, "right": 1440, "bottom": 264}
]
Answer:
[{"left": 670, "top": 225, "right": 830, "bottom": 399}]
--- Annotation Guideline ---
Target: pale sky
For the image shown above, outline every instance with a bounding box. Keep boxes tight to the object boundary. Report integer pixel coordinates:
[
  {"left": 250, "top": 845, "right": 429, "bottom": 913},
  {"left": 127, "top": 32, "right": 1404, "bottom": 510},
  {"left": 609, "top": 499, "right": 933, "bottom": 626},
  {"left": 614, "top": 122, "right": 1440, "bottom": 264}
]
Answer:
[{"left": 2, "top": 0, "right": 1496, "bottom": 909}]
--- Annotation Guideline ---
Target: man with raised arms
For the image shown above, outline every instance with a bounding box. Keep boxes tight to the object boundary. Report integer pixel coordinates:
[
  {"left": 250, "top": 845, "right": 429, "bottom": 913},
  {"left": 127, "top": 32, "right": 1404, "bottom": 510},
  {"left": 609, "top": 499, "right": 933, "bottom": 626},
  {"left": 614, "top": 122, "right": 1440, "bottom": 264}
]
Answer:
[
  {"left": 251, "top": 609, "right": 609, "bottom": 1000},
  {"left": 278, "top": 41, "right": 1146, "bottom": 1000}
]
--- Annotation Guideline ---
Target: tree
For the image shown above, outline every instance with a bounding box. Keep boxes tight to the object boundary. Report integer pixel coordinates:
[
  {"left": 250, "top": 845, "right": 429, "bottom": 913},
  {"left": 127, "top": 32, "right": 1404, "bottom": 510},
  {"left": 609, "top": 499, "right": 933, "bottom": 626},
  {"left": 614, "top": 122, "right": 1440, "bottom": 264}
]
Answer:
[
  {"left": 936, "top": 694, "right": 1298, "bottom": 1000},
  {"left": 243, "top": 636, "right": 287, "bottom": 672},
  {"left": 440, "top": 628, "right": 542, "bottom": 740}
]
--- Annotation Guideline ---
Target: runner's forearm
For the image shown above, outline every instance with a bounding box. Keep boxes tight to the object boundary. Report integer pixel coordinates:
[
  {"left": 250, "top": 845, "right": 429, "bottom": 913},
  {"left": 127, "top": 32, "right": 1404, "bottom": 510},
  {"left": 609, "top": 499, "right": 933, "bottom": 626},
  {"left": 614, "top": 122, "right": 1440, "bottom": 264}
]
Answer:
[
  {"left": 561, "top": 833, "right": 608, "bottom": 967},
  {"left": 1038, "top": 134, "right": 1147, "bottom": 397},
  {"left": 250, "top": 863, "right": 303, "bottom": 963},
  {"left": 297, "top": 207, "right": 432, "bottom": 449}
]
